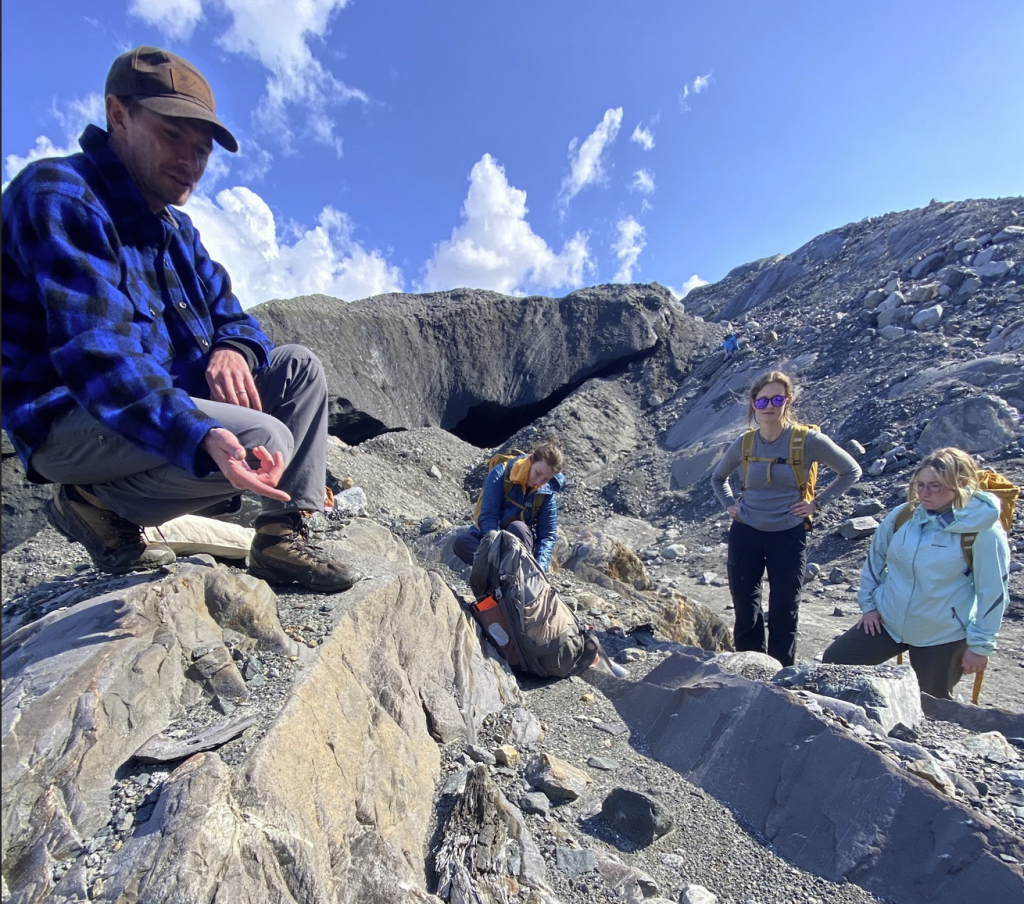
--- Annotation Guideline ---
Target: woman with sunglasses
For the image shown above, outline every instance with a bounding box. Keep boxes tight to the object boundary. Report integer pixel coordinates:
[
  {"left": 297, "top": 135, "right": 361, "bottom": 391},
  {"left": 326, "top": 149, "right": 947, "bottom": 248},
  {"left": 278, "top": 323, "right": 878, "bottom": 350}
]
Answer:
[
  {"left": 711, "top": 371, "right": 861, "bottom": 666},
  {"left": 823, "top": 448, "right": 1010, "bottom": 699}
]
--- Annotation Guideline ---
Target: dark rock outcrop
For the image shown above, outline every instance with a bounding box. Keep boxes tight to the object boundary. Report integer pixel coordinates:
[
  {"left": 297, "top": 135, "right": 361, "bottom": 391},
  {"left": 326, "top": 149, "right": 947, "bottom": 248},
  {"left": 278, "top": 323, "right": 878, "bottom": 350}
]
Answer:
[{"left": 253, "top": 283, "right": 707, "bottom": 445}]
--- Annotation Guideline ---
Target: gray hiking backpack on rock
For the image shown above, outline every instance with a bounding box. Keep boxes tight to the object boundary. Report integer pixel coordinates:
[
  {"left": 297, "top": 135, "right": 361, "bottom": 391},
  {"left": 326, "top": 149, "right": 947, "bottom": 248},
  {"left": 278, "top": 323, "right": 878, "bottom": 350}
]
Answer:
[{"left": 467, "top": 529, "right": 595, "bottom": 678}]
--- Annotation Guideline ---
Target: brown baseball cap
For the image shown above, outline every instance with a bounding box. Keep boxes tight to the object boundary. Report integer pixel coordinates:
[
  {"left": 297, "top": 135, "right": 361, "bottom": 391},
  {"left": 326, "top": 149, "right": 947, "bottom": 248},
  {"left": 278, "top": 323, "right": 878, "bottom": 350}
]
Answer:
[{"left": 105, "top": 46, "right": 239, "bottom": 153}]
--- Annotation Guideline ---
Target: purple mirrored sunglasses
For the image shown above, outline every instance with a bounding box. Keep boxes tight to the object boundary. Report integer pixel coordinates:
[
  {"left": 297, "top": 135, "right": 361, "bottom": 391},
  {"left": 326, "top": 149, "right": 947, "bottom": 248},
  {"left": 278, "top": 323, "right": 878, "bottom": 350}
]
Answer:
[{"left": 753, "top": 395, "right": 787, "bottom": 409}]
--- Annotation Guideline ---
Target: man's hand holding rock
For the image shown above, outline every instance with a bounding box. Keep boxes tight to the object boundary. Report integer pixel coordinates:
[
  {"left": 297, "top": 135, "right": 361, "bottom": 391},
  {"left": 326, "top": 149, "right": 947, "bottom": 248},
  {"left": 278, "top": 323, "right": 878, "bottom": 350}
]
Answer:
[{"left": 203, "top": 428, "right": 290, "bottom": 501}]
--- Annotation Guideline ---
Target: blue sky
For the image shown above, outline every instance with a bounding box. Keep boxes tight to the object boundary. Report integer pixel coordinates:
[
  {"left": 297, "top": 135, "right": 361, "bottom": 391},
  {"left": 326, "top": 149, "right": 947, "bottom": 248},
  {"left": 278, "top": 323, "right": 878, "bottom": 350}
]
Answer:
[{"left": 4, "top": 1, "right": 1023, "bottom": 308}]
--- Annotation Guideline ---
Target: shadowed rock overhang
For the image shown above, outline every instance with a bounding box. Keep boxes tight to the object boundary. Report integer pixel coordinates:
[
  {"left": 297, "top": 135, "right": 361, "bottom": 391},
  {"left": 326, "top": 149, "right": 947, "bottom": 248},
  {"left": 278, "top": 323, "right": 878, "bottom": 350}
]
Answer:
[{"left": 253, "top": 284, "right": 705, "bottom": 448}]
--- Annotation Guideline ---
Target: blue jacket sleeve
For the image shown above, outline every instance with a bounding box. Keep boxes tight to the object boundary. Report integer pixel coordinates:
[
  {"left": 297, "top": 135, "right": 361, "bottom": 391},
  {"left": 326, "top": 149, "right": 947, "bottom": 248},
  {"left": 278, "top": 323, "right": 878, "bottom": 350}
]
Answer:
[
  {"left": 477, "top": 463, "right": 508, "bottom": 534},
  {"left": 533, "top": 493, "right": 558, "bottom": 572},
  {"left": 14, "top": 187, "right": 220, "bottom": 474}
]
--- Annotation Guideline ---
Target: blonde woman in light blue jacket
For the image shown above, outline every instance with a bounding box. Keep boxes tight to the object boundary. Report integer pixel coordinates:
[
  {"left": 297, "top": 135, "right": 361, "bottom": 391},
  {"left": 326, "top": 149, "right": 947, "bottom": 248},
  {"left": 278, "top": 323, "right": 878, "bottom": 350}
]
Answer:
[{"left": 823, "top": 447, "right": 1010, "bottom": 699}]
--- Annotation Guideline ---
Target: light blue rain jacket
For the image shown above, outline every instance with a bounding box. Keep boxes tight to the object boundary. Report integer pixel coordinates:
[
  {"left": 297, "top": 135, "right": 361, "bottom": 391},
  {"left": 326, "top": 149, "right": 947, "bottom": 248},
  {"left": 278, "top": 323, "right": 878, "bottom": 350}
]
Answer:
[{"left": 858, "top": 490, "right": 1010, "bottom": 656}]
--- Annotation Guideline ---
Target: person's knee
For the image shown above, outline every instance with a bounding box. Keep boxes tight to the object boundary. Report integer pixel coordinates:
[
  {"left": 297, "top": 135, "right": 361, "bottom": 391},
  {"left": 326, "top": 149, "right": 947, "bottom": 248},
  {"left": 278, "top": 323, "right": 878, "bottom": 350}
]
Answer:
[
  {"left": 274, "top": 344, "right": 325, "bottom": 381},
  {"left": 506, "top": 520, "right": 534, "bottom": 547},
  {"left": 453, "top": 529, "right": 480, "bottom": 565},
  {"left": 239, "top": 413, "right": 295, "bottom": 462}
]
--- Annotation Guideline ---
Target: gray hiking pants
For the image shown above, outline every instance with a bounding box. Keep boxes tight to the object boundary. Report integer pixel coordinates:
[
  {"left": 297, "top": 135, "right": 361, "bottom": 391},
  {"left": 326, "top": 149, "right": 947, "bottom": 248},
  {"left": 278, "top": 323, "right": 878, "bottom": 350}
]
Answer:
[{"left": 31, "top": 344, "right": 329, "bottom": 526}]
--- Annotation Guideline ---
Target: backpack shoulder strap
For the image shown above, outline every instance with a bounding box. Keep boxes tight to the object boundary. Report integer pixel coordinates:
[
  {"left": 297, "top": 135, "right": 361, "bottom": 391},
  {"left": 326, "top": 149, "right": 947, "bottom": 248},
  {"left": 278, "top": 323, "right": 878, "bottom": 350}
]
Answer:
[
  {"left": 893, "top": 504, "right": 914, "bottom": 533},
  {"left": 790, "top": 424, "right": 819, "bottom": 528},
  {"left": 789, "top": 424, "right": 809, "bottom": 486},
  {"left": 475, "top": 459, "right": 516, "bottom": 528},
  {"left": 960, "top": 533, "right": 976, "bottom": 574},
  {"left": 500, "top": 461, "right": 524, "bottom": 528},
  {"left": 501, "top": 458, "right": 516, "bottom": 488},
  {"left": 788, "top": 424, "right": 820, "bottom": 488},
  {"left": 740, "top": 429, "right": 757, "bottom": 491},
  {"left": 531, "top": 493, "right": 547, "bottom": 524}
]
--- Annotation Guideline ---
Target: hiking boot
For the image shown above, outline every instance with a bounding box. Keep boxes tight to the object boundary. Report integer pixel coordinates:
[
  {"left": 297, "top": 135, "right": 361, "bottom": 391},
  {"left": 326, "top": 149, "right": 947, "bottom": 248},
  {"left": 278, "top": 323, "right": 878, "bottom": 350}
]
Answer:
[
  {"left": 46, "top": 485, "right": 176, "bottom": 574},
  {"left": 249, "top": 512, "right": 361, "bottom": 593}
]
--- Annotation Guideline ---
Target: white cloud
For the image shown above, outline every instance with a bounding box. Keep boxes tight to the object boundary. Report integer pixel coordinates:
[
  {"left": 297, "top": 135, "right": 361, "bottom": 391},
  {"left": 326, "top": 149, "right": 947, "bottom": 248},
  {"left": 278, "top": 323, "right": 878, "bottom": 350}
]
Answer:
[
  {"left": 670, "top": 275, "right": 709, "bottom": 299},
  {"left": 422, "top": 154, "right": 593, "bottom": 295},
  {"left": 54, "top": 94, "right": 107, "bottom": 135},
  {"left": 186, "top": 187, "right": 403, "bottom": 306},
  {"left": 218, "top": 0, "right": 366, "bottom": 155},
  {"left": 240, "top": 144, "right": 274, "bottom": 182},
  {"left": 680, "top": 72, "right": 713, "bottom": 111},
  {"left": 631, "top": 123, "right": 655, "bottom": 151},
  {"left": 612, "top": 217, "right": 645, "bottom": 283},
  {"left": 3, "top": 93, "right": 104, "bottom": 186},
  {"left": 129, "top": 0, "right": 366, "bottom": 154},
  {"left": 2, "top": 101, "right": 398, "bottom": 306},
  {"left": 128, "top": 0, "right": 204, "bottom": 41},
  {"left": 5, "top": 137, "right": 78, "bottom": 186},
  {"left": 631, "top": 169, "right": 655, "bottom": 195},
  {"left": 201, "top": 148, "right": 232, "bottom": 189},
  {"left": 557, "top": 107, "right": 623, "bottom": 215}
]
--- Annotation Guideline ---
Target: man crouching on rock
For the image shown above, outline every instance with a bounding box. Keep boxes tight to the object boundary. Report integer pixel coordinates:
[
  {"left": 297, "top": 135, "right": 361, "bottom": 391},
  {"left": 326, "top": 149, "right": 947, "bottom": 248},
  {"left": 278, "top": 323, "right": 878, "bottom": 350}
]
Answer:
[{"left": 1, "top": 46, "right": 359, "bottom": 593}]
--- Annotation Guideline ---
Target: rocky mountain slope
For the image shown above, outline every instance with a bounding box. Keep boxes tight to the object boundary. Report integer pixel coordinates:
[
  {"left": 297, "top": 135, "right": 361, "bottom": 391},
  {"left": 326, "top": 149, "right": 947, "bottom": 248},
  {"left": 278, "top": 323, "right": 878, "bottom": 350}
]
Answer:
[{"left": 3, "top": 197, "right": 1023, "bottom": 904}]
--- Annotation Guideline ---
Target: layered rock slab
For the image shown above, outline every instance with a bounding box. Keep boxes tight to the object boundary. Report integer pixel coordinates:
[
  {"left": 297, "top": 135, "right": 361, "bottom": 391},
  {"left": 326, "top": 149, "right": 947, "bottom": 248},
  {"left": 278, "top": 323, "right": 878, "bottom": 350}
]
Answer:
[
  {"left": 2, "top": 521, "right": 518, "bottom": 903},
  {"left": 592, "top": 650, "right": 1024, "bottom": 904}
]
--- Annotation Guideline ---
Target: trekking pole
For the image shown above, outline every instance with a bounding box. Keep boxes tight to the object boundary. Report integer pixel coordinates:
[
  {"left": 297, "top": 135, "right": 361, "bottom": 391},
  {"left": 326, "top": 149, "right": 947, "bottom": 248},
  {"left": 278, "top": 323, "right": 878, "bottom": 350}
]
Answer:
[{"left": 972, "top": 670, "right": 984, "bottom": 705}]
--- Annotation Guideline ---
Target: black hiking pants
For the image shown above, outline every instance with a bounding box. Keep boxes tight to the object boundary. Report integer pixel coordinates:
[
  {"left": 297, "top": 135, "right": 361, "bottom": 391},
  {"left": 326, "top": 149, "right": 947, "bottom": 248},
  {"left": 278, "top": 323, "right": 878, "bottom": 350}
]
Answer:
[{"left": 727, "top": 521, "right": 808, "bottom": 667}]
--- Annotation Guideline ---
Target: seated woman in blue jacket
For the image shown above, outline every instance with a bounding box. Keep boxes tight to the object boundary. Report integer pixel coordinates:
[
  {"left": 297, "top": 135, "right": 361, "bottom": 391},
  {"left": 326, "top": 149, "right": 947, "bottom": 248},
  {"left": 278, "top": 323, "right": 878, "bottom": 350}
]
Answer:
[
  {"left": 453, "top": 439, "right": 565, "bottom": 571},
  {"left": 823, "top": 447, "right": 1010, "bottom": 699}
]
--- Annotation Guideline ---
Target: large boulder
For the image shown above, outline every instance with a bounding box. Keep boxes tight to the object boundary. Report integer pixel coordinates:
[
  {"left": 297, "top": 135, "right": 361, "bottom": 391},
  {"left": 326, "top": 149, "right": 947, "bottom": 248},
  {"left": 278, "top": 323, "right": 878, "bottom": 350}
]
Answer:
[
  {"left": 917, "top": 395, "right": 1020, "bottom": 454},
  {"left": 772, "top": 662, "right": 925, "bottom": 732}
]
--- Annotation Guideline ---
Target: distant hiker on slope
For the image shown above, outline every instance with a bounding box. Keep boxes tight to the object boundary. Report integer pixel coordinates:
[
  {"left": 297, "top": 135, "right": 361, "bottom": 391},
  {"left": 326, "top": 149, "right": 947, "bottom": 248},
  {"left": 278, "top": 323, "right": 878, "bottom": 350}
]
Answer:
[
  {"left": 711, "top": 371, "right": 861, "bottom": 666},
  {"left": 2, "top": 46, "right": 358, "bottom": 592},
  {"left": 454, "top": 440, "right": 566, "bottom": 572},
  {"left": 722, "top": 332, "right": 740, "bottom": 360},
  {"left": 823, "top": 447, "right": 1011, "bottom": 700}
]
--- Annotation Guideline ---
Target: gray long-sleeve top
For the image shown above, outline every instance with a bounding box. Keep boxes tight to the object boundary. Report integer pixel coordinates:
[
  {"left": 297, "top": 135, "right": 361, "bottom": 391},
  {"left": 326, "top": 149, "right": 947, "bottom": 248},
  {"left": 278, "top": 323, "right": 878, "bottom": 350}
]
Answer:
[{"left": 711, "top": 426, "right": 861, "bottom": 532}]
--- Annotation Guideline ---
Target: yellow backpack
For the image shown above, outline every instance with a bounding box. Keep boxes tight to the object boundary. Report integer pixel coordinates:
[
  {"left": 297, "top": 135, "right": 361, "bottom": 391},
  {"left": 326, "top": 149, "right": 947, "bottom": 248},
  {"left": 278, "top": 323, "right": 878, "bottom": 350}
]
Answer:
[
  {"left": 740, "top": 423, "right": 820, "bottom": 528},
  {"left": 892, "top": 469, "right": 1019, "bottom": 571},
  {"left": 471, "top": 450, "right": 548, "bottom": 529}
]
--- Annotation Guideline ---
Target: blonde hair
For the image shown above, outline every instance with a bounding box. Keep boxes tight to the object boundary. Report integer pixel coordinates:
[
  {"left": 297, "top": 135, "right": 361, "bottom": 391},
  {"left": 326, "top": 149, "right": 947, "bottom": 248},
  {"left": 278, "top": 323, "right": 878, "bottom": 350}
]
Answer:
[
  {"left": 531, "top": 438, "right": 564, "bottom": 473},
  {"left": 906, "top": 447, "right": 979, "bottom": 512},
  {"left": 746, "top": 371, "right": 798, "bottom": 427}
]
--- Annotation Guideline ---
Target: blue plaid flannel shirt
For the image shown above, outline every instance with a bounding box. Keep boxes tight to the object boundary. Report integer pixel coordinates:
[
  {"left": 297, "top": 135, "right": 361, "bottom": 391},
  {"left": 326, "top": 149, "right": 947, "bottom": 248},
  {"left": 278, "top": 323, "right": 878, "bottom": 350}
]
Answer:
[{"left": 2, "top": 125, "right": 274, "bottom": 481}]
